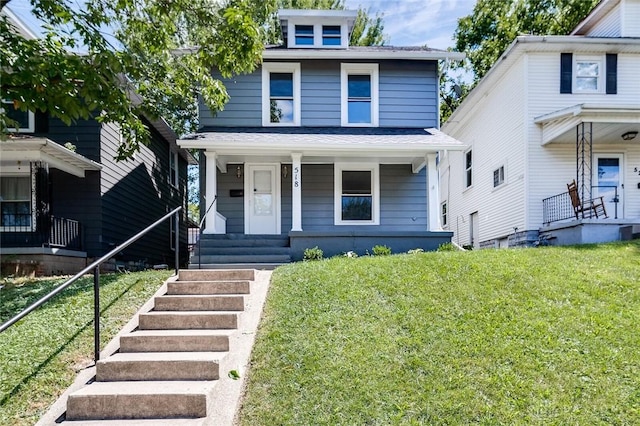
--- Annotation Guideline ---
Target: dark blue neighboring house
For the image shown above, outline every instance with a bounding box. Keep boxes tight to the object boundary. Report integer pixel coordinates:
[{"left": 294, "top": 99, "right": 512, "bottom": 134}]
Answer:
[{"left": 179, "top": 8, "right": 466, "bottom": 263}]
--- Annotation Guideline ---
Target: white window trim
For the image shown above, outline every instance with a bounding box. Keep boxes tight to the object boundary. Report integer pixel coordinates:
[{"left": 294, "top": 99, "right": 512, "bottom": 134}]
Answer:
[
  {"left": 441, "top": 201, "right": 448, "bottom": 228},
  {"left": 492, "top": 164, "right": 505, "bottom": 189},
  {"left": 287, "top": 20, "right": 349, "bottom": 48},
  {"left": 2, "top": 100, "right": 35, "bottom": 133},
  {"left": 573, "top": 55, "right": 604, "bottom": 94},
  {"left": 334, "top": 163, "right": 380, "bottom": 225},
  {"left": 262, "top": 62, "right": 301, "bottom": 127},
  {"left": 464, "top": 148, "right": 473, "bottom": 189},
  {"left": 169, "top": 150, "right": 179, "bottom": 188},
  {"left": 341, "top": 63, "right": 379, "bottom": 127}
]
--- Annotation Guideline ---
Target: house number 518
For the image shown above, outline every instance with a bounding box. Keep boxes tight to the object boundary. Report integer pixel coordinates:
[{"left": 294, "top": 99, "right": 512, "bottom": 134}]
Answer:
[{"left": 294, "top": 167, "right": 300, "bottom": 188}]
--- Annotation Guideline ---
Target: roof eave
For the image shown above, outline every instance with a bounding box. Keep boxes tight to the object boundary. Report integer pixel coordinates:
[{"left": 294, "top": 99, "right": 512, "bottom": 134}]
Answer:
[{"left": 263, "top": 49, "right": 465, "bottom": 61}]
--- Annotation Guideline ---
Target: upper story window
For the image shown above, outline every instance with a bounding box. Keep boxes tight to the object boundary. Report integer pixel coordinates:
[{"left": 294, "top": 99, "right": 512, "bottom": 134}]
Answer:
[
  {"left": 2, "top": 100, "right": 35, "bottom": 133},
  {"left": 169, "top": 150, "right": 178, "bottom": 187},
  {"left": 294, "top": 25, "right": 314, "bottom": 45},
  {"left": 560, "top": 53, "right": 617, "bottom": 94},
  {"left": 322, "top": 25, "right": 341, "bottom": 45},
  {"left": 334, "top": 163, "right": 380, "bottom": 225},
  {"left": 0, "top": 175, "right": 32, "bottom": 230},
  {"left": 262, "top": 63, "right": 301, "bottom": 126},
  {"left": 575, "top": 56, "right": 602, "bottom": 92},
  {"left": 341, "top": 63, "right": 379, "bottom": 127},
  {"left": 493, "top": 165, "right": 505, "bottom": 188},
  {"left": 465, "top": 149, "right": 473, "bottom": 188}
]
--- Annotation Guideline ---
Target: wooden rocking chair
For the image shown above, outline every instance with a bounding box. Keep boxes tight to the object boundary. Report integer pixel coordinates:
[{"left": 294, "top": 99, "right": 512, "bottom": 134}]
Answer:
[{"left": 567, "top": 179, "right": 608, "bottom": 219}]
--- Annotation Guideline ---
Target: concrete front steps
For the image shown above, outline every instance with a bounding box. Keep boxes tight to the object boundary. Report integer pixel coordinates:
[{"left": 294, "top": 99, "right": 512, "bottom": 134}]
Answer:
[
  {"left": 190, "top": 234, "right": 291, "bottom": 269},
  {"left": 64, "top": 269, "right": 255, "bottom": 422}
]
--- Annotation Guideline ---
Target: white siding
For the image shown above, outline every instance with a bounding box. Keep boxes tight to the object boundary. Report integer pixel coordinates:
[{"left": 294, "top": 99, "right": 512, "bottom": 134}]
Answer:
[
  {"left": 525, "top": 51, "right": 640, "bottom": 229},
  {"left": 621, "top": 0, "right": 640, "bottom": 37},
  {"left": 584, "top": 4, "right": 621, "bottom": 37},
  {"left": 441, "top": 56, "right": 528, "bottom": 247}
]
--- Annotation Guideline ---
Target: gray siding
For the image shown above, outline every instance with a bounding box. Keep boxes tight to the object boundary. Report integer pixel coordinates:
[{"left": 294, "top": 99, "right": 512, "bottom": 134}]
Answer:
[{"left": 200, "top": 59, "right": 438, "bottom": 128}]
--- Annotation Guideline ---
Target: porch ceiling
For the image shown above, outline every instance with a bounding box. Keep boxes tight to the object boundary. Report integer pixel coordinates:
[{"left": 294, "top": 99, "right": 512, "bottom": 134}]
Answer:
[
  {"left": 178, "top": 127, "right": 466, "bottom": 171},
  {"left": 0, "top": 138, "right": 102, "bottom": 177},
  {"left": 534, "top": 104, "right": 640, "bottom": 145}
]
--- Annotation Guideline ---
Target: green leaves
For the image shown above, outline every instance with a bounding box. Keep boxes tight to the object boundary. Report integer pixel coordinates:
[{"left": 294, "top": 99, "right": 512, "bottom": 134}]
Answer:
[{"left": 1, "top": 0, "right": 275, "bottom": 159}]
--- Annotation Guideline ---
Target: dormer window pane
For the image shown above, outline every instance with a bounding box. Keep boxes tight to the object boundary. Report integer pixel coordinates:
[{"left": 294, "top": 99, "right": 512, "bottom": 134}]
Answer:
[
  {"left": 348, "top": 74, "right": 371, "bottom": 123},
  {"left": 295, "top": 25, "right": 314, "bottom": 45},
  {"left": 269, "top": 72, "right": 294, "bottom": 123},
  {"left": 322, "top": 25, "right": 341, "bottom": 45}
]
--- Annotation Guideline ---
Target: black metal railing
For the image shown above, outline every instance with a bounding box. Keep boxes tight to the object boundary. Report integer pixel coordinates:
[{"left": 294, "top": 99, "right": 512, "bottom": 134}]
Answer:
[
  {"left": 197, "top": 195, "right": 217, "bottom": 269},
  {"left": 0, "top": 206, "right": 182, "bottom": 364},
  {"left": 1, "top": 215, "right": 82, "bottom": 250},
  {"left": 542, "top": 185, "right": 619, "bottom": 224}
]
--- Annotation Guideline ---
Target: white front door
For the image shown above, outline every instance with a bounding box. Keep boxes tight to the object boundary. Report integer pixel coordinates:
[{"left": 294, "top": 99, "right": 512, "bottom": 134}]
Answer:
[
  {"left": 593, "top": 154, "right": 623, "bottom": 219},
  {"left": 245, "top": 164, "right": 280, "bottom": 234}
]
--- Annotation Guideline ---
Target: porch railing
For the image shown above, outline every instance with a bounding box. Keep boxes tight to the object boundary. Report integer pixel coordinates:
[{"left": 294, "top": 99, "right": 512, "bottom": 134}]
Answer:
[
  {"left": 1, "top": 215, "right": 82, "bottom": 250},
  {"left": 542, "top": 185, "right": 618, "bottom": 224}
]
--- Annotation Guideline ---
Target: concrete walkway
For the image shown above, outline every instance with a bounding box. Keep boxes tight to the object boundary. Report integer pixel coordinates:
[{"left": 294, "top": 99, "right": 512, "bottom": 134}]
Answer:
[{"left": 36, "top": 269, "right": 273, "bottom": 426}]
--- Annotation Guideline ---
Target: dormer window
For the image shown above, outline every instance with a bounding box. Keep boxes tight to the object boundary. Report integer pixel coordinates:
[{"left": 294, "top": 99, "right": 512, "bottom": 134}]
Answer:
[
  {"left": 295, "top": 25, "right": 314, "bottom": 45},
  {"left": 322, "top": 26, "right": 341, "bottom": 46},
  {"left": 2, "top": 100, "right": 35, "bottom": 133}
]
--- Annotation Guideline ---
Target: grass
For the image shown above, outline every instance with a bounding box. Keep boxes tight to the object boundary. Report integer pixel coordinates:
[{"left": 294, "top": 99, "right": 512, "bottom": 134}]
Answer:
[
  {"left": 0, "top": 270, "right": 170, "bottom": 425},
  {"left": 239, "top": 241, "right": 640, "bottom": 425}
]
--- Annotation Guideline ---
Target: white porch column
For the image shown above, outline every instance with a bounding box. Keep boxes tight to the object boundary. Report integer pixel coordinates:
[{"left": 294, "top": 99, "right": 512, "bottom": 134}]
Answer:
[
  {"left": 291, "top": 153, "right": 303, "bottom": 231},
  {"left": 426, "top": 153, "right": 441, "bottom": 231},
  {"left": 203, "top": 150, "right": 218, "bottom": 234}
]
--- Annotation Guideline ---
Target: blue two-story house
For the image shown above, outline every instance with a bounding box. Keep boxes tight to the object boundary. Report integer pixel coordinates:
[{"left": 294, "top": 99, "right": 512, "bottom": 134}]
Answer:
[{"left": 179, "top": 9, "right": 466, "bottom": 262}]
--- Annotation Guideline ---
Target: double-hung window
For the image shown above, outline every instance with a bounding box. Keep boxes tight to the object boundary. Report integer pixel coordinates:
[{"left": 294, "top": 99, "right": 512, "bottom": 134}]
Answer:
[
  {"left": 294, "top": 25, "right": 314, "bottom": 45},
  {"left": 341, "top": 63, "right": 379, "bottom": 126},
  {"left": 464, "top": 149, "right": 473, "bottom": 188},
  {"left": 574, "top": 57, "right": 602, "bottom": 92},
  {"left": 262, "top": 63, "right": 301, "bottom": 126},
  {"left": 334, "top": 164, "right": 379, "bottom": 225},
  {"left": 2, "top": 99, "right": 35, "bottom": 133},
  {"left": 0, "top": 176, "right": 32, "bottom": 229}
]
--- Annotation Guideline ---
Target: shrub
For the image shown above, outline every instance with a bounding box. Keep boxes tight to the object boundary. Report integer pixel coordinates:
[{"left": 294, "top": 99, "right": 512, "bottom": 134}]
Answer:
[
  {"left": 303, "top": 246, "right": 324, "bottom": 261},
  {"left": 437, "top": 242, "right": 455, "bottom": 252},
  {"left": 371, "top": 245, "right": 391, "bottom": 256}
]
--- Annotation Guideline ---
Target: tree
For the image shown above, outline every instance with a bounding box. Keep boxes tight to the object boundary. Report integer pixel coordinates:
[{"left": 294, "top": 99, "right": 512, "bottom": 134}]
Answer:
[
  {"left": 441, "top": 0, "right": 599, "bottom": 123},
  {"left": 1, "top": 0, "right": 276, "bottom": 159},
  {"left": 265, "top": 0, "right": 386, "bottom": 46}
]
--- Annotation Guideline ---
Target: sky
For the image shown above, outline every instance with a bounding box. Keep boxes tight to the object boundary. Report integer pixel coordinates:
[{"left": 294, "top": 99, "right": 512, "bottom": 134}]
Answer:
[
  {"left": 345, "top": 0, "right": 476, "bottom": 49},
  {"left": 6, "top": 0, "right": 477, "bottom": 51}
]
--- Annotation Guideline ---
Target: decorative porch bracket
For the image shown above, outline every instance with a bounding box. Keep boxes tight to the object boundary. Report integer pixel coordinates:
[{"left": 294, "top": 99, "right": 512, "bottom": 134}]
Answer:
[{"left": 576, "top": 122, "right": 593, "bottom": 217}]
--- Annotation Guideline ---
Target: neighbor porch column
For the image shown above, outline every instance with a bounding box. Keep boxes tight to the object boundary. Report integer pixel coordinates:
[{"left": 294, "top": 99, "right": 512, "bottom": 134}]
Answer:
[
  {"left": 426, "top": 153, "right": 440, "bottom": 231},
  {"left": 291, "top": 153, "right": 303, "bottom": 231},
  {"left": 203, "top": 150, "right": 218, "bottom": 234}
]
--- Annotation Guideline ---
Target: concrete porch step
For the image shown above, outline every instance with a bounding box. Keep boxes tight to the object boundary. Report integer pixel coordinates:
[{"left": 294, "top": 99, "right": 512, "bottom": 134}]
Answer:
[
  {"left": 178, "top": 269, "right": 255, "bottom": 281},
  {"left": 193, "top": 254, "right": 292, "bottom": 265},
  {"left": 188, "top": 263, "right": 283, "bottom": 270},
  {"left": 196, "top": 234, "right": 290, "bottom": 248},
  {"left": 167, "top": 280, "right": 250, "bottom": 295},
  {"left": 194, "top": 246, "right": 291, "bottom": 256},
  {"left": 66, "top": 381, "right": 217, "bottom": 420},
  {"left": 120, "top": 330, "right": 233, "bottom": 353},
  {"left": 138, "top": 311, "right": 238, "bottom": 330},
  {"left": 154, "top": 295, "right": 245, "bottom": 312},
  {"left": 96, "top": 352, "right": 226, "bottom": 382}
]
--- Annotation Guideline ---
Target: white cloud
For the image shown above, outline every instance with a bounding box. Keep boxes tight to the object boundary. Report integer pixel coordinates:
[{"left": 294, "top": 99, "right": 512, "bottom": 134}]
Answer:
[{"left": 345, "top": 0, "right": 475, "bottom": 48}]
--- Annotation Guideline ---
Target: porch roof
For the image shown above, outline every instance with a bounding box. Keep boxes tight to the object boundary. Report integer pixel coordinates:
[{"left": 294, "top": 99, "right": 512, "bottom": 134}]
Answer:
[
  {"left": 534, "top": 104, "right": 640, "bottom": 145},
  {"left": 178, "top": 127, "right": 466, "bottom": 170},
  {"left": 0, "top": 138, "right": 102, "bottom": 177}
]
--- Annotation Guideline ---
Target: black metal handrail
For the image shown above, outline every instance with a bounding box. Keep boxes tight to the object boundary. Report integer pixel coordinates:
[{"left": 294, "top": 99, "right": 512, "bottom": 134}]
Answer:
[
  {"left": 197, "top": 195, "right": 217, "bottom": 269},
  {"left": 0, "top": 206, "right": 182, "bottom": 363}
]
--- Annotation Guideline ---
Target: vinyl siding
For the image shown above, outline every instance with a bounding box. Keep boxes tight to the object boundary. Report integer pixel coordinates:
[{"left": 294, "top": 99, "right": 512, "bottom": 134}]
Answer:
[
  {"left": 584, "top": 5, "right": 621, "bottom": 37},
  {"left": 622, "top": 0, "right": 640, "bottom": 37},
  {"left": 199, "top": 59, "right": 438, "bottom": 128},
  {"left": 525, "top": 51, "right": 640, "bottom": 228},
  {"left": 441, "top": 56, "right": 528, "bottom": 247}
]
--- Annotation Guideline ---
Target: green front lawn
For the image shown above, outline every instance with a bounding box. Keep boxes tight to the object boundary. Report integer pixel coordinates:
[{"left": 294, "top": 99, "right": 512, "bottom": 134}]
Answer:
[
  {"left": 0, "top": 270, "right": 170, "bottom": 425},
  {"left": 240, "top": 241, "right": 640, "bottom": 425}
]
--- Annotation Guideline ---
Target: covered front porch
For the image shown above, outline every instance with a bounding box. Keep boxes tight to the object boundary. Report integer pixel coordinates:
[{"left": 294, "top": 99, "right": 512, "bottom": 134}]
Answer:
[
  {"left": 180, "top": 127, "right": 465, "bottom": 260},
  {"left": 0, "top": 138, "right": 101, "bottom": 275},
  {"left": 535, "top": 104, "right": 640, "bottom": 245}
]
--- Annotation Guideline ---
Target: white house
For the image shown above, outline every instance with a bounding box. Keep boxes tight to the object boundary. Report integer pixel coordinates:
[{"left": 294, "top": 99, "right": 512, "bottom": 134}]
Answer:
[{"left": 440, "top": 0, "right": 640, "bottom": 248}]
